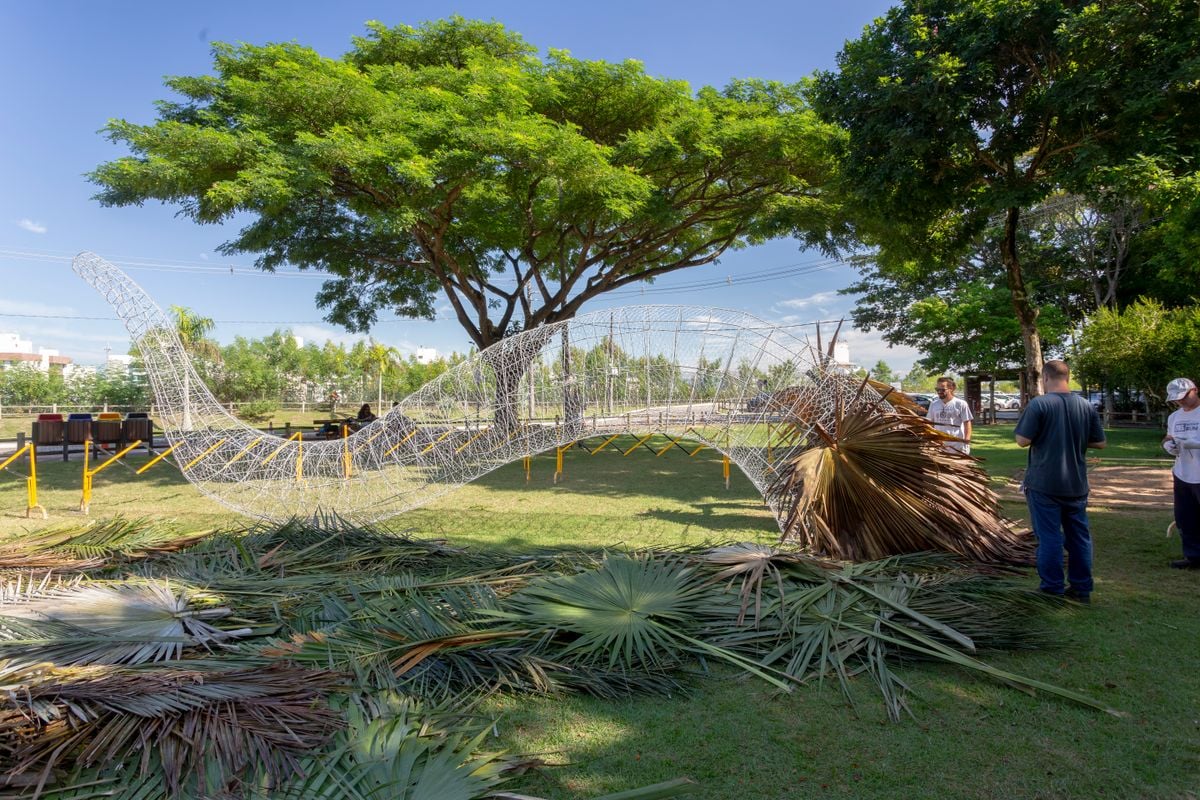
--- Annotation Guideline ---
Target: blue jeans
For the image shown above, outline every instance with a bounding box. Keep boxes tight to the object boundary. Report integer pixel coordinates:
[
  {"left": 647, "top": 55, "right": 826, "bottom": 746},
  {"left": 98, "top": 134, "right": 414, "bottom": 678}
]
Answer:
[{"left": 1025, "top": 488, "right": 1093, "bottom": 595}]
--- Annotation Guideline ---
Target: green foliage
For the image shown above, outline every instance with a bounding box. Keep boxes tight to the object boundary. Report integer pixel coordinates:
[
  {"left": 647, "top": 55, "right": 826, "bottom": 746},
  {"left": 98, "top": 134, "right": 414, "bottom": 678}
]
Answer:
[
  {"left": 91, "top": 17, "right": 846, "bottom": 350},
  {"left": 1073, "top": 298, "right": 1200, "bottom": 407},
  {"left": 811, "top": 0, "right": 1200, "bottom": 388}
]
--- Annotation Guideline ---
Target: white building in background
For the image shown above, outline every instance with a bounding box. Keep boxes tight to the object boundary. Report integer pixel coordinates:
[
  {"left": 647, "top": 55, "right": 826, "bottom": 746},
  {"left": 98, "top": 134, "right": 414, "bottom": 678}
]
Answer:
[
  {"left": 106, "top": 354, "right": 136, "bottom": 374},
  {"left": 414, "top": 347, "right": 439, "bottom": 365},
  {"left": 0, "top": 332, "right": 71, "bottom": 372},
  {"left": 832, "top": 342, "right": 856, "bottom": 373}
]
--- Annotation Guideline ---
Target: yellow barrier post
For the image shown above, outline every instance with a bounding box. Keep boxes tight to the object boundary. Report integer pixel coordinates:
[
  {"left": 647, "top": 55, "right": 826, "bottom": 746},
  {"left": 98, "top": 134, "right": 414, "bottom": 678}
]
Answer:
[
  {"left": 80, "top": 439, "right": 143, "bottom": 514},
  {"left": 523, "top": 455, "right": 531, "bottom": 482},
  {"left": 343, "top": 426, "right": 352, "bottom": 479},
  {"left": 26, "top": 444, "right": 45, "bottom": 519},
  {"left": 723, "top": 454, "right": 731, "bottom": 490},
  {"left": 0, "top": 444, "right": 46, "bottom": 519},
  {"left": 553, "top": 444, "right": 568, "bottom": 484}
]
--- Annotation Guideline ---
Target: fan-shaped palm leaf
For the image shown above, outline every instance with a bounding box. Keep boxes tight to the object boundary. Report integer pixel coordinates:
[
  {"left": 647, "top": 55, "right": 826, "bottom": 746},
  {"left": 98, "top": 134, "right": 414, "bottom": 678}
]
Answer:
[
  {"left": 493, "top": 554, "right": 791, "bottom": 689},
  {"left": 0, "top": 581, "right": 248, "bottom": 666}
]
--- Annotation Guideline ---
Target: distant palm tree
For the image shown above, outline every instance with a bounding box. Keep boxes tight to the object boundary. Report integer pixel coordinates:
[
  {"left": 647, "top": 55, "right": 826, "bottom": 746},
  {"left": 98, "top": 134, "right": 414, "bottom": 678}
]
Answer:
[
  {"left": 358, "top": 340, "right": 400, "bottom": 409},
  {"left": 169, "top": 305, "right": 221, "bottom": 363}
]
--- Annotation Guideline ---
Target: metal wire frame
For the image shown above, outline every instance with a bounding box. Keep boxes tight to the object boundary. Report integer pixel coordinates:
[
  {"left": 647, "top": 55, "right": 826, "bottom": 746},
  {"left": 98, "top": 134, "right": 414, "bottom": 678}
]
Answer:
[{"left": 73, "top": 252, "right": 880, "bottom": 528}]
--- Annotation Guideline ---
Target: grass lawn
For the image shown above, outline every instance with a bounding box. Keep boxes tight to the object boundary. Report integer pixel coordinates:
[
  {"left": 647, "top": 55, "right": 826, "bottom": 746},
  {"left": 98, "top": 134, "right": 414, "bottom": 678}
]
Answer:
[{"left": 0, "top": 424, "right": 1196, "bottom": 799}]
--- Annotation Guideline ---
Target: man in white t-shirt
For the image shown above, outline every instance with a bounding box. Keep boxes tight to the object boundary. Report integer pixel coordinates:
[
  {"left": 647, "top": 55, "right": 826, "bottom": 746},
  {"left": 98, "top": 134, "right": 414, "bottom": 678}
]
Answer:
[
  {"left": 927, "top": 376, "right": 973, "bottom": 453},
  {"left": 1163, "top": 377, "right": 1200, "bottom": 569}
]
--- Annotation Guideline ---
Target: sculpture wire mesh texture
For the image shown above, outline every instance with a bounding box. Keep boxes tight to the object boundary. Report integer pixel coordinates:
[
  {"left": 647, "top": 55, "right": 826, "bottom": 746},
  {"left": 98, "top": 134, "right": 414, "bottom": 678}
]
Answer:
[{"left": 74, "top": 251, "right": 880, "bottom": 527}]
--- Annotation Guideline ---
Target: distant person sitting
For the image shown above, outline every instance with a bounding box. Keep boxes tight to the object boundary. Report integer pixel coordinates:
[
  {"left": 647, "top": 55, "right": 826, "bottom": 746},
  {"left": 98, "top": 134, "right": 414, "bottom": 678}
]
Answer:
[{"left": 350, "top": 403, "right": 377, "bottom": 431}]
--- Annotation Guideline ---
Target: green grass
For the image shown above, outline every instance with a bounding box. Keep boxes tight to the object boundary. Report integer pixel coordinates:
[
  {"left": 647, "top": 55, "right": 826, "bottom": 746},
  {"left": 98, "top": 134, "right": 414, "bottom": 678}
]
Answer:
[{"left": 0, "top": 424, "right": 1196, "bottom": 798}]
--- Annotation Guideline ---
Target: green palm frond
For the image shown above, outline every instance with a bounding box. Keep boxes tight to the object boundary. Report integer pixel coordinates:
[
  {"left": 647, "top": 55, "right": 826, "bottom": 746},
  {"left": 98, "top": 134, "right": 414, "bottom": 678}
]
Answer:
[
  {"left": 0, "top": 581, "right": 248, "bottom": 666},
  {"left": 768, "top": 396, "right": 1034, "bottom": 564},
  {"left": 493, "top": 554, "right": 791, "bottom": 690},
  {"left": 270, "top": 694, "right": 509, "bottom": 800},
  {"left": 496, "top": 554, "right": 706, "bottom": 670}
]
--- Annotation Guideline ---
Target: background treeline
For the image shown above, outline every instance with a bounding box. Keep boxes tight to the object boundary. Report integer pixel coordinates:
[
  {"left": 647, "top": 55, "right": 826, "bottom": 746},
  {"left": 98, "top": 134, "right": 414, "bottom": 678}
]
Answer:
[{"left": 0, "top": 328, "right": 462, "bottom": 411}]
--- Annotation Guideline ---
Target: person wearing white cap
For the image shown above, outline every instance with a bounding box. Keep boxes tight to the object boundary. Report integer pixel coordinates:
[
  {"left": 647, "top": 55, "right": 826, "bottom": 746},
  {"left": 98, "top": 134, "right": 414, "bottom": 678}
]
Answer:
[{"left": 1163, "top": 377, "right": 1200, "bottom": 569}]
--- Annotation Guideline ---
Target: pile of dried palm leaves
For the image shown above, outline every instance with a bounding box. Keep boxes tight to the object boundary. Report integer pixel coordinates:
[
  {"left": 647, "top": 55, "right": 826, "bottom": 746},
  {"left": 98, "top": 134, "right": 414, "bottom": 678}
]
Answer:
[
  {"left": 767, "top": 379, "right": 1034, "bottom": 564},
  {"left": 0, "top": 516, "right": 1114, "bottom": 799}
]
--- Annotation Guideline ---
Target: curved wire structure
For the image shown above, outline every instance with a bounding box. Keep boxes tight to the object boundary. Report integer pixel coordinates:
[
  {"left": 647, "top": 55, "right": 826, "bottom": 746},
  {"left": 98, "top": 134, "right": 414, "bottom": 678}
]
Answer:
[{"left": 74, "top": 252, "right": 881, "bottom": 527}]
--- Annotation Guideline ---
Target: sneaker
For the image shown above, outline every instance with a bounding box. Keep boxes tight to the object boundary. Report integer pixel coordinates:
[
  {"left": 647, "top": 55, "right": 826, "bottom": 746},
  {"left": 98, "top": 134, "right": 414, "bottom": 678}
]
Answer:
[
  {"left": 1065, "top": 588, "right": 1091, "bottom": 604},
  {"left": 1169, "top": 558, "right": 1200, "bottom": 570}
]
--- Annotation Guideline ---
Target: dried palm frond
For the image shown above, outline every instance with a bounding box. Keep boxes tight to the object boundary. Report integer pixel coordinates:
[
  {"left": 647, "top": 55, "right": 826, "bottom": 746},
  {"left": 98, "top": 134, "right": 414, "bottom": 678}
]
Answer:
[
  {"left": 767, "top": 392, "right": 1033, "bottom": 564},
  {"left": 0, "top": 518, "right": 208, "bottom": 574},
  {"left": 0, "top": 663, "right": 344, "bottom": 798}
]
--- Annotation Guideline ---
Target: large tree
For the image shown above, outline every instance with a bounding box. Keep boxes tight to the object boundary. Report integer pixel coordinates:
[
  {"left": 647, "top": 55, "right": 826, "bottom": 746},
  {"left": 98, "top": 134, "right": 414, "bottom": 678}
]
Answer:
[
  {"left": 811, "top": 0, "right": 1200, "bottom": 394},
  {"left": 91, "top": 17, "right": 845, "bottom": 419}
]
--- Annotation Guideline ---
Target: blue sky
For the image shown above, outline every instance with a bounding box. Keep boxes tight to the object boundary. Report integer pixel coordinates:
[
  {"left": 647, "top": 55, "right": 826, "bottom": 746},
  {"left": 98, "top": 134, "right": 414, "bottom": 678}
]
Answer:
[{"left": 0, "top": 0, "right": 918, "bottom": 372}]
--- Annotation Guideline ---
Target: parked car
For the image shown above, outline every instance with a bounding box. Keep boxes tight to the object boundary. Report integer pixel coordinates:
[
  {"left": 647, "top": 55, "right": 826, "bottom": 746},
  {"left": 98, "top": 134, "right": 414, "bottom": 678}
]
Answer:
[
  {"left": 998, "top": 393, "right": 1021, "bottom": 410},
  {"left": 908, "top": 394, "right": 934, "bottom": 412}
]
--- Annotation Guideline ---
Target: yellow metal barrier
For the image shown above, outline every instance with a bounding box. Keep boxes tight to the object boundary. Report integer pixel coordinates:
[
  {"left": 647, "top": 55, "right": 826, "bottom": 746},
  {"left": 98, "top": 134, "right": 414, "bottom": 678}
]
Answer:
[
  {"left": 621, "top": 434, "right": 656, "bottom": 457},
  {"left": 81, "top": 439, "right": 143, "bottom": 514},
  {"left": 454, "top": 428, "right": 488, "bottom": 454},
  {"left": 136, "top": 442, "right": 181, "bottom": 475},
  {"left": 182, "top": 439, "right": 227, "bottom": 472},
  {"left": 420, "top": 429, "right": 455, "bottom": 455},
  {"left": 225, "top": 437, "right": 264, "bottom": 467},
  {"left": 0, "top": 444, "right": 46, "bottom": 519},
  {"left": 383, "top": 427, "right": 420, "bottom": 457}
]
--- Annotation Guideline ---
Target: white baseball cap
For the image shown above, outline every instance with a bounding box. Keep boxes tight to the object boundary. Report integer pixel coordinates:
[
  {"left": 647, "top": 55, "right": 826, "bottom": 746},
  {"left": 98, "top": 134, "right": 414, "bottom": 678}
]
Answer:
[{"left": 1166, "top": 377, "right": 1196, "bottom": 401}]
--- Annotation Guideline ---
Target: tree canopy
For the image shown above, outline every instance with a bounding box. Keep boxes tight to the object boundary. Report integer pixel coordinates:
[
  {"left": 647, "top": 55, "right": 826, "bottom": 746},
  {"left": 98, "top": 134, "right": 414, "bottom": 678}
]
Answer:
[
  {"left": 91, "top": 16, "right": 847, "bottom": 352},
  {"left": 811, "top": 0, "right": 1200, "bottom": 394}
]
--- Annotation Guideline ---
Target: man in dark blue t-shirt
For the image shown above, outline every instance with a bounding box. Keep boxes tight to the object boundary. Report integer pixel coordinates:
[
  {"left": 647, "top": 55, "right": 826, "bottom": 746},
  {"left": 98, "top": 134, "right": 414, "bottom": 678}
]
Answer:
[{"left": 1015, "top": 360, "right": 1107, "bottom": 602}]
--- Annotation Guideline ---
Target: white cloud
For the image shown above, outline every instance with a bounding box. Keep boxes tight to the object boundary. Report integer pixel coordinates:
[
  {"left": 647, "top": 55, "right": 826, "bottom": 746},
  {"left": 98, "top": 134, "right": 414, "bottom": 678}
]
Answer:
[
  {"left": 16, "top": 218, "right": 47, "bottom": 234},
  {"left": 198, "top": 253, "right": 209, "bottom": 260},
  {"left": 840, "top": 327, "right": 922, "bottom": 375},
  {"left": 0, "top": 298, "right": 77, "bottom": 317},
  {"left": 774, "top": 291, "right": 841, "bottom": 311}
]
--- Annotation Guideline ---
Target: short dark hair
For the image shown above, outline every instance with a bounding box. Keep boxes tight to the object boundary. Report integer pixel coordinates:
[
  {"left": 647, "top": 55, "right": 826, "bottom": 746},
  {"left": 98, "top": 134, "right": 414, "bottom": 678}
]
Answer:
[
  {"left": 1043, "top": 360, "right": 1070, "bottom": 383},
  {"left": 936, "top": 376, "right": 956, "bottom": 389}
]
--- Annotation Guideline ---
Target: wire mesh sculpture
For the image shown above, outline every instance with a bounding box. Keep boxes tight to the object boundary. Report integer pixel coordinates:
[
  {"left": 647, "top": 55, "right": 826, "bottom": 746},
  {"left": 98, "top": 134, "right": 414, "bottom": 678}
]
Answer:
[{"left": 74, "top": 252, "right": 880, "bottom": 527}]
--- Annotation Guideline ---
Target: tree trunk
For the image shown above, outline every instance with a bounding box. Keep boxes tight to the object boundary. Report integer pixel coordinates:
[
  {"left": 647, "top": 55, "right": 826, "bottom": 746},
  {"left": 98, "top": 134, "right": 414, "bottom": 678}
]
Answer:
[
  {"left": 1001, "top": 206, "right": 1044, "bottom": 396},
  {"left": 477, "top": 325, "right": 556, "bottom": 434}
]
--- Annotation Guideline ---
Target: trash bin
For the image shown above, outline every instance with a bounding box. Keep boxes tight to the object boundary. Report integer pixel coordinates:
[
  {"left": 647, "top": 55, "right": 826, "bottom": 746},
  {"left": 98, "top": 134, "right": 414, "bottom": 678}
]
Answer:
[
  {"left": 95, "top": 412, "right": 122, "bottom": 444},
  {"left": 34, "top": 413, "right": 64, "bottom": 446},
  {"left": 124, "top": 413, "right": 152, "bottom": 445},
  {"left": 66, "top": 413, "right": 94, "bottom": 444}
]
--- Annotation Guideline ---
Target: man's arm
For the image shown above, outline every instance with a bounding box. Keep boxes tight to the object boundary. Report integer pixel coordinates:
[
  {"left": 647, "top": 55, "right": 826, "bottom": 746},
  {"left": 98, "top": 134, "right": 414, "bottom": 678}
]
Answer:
[
  {"left": 1086, "top": 405, "right": 1107, "bottom": 450},
  {"left": 1014, "top": 400, "right": 1037, "bottom": 448},
  {"left": 962, "top": 419, "right": 973, "bottom": 444}
]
